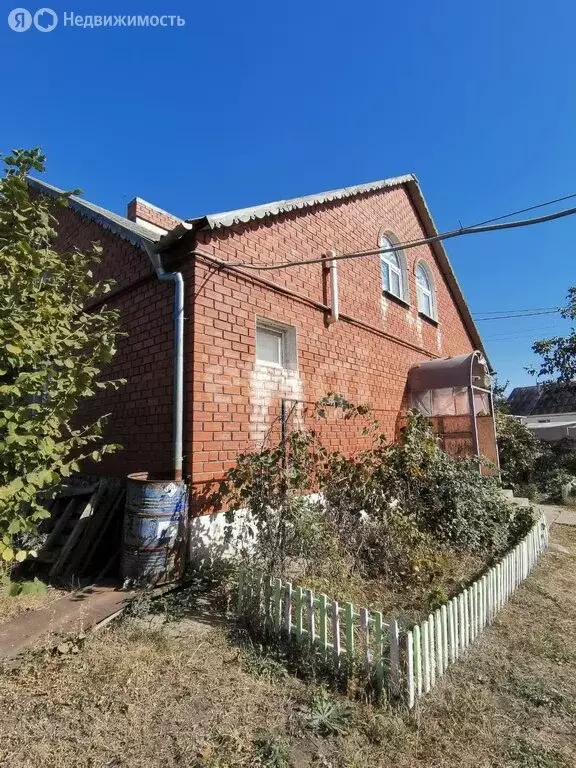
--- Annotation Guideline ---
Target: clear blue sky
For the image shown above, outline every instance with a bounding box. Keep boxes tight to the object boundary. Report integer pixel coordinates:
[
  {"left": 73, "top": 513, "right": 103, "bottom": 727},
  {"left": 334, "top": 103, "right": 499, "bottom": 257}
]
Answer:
[{"left": 2, "top": 0, "right": 575, "bottom": 390}]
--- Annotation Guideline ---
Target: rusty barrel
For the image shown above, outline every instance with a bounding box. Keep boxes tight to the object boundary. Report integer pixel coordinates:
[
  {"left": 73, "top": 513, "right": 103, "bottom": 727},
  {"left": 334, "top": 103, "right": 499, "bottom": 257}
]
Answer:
[{"left": 121, "top": 472, "right": 187, "bottom": 585}]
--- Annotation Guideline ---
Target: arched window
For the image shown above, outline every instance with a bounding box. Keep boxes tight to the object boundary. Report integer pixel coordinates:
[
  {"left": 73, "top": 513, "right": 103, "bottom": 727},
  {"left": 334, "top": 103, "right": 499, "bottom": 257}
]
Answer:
[
  {"left": 380, "top": 233, "right": 408, "bottom": 303},
  {"left": 416, "top": 261, "right": 437, "bottom": 319}
]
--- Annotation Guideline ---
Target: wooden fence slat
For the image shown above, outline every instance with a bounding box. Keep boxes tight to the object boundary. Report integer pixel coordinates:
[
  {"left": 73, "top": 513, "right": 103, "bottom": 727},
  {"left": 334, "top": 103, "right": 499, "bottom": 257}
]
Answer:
[
  {"left": 422, "top": 619, "right": 431, "bottom": 693},
  {"left": 448, "top": 599, "right": 456, "bottom": 663},
  {"left": 474, "top": 580, "right": 480, "bottom": 635},
  {"left": 319, "top": 593, "right": 328, "bottom": 656},
  {"left": 465, "top": 588, "right": 471, "bottom": 647},
  {"left": 413, "top": 623, "right": 422, "bottom": 697},
  {"left": 373, "top": 610, "right": 384, "bottom": 689},
  {"left": 441, "top": 604, "right": 449, "bottom": 669},
  {"left": 307, "top": 589, "right": 316, "bottom": 641},
  {"left": 435, "top": 608, "right": 444, "bottom": 678},
  {"left": 459, "top": 593, "right": 466, "bottom": 650},
  {"left": 272, "top": 578, "right": 283, "bottom": 631},
  {"left": 343, "top": 602, "right": 355, "bottom": 662},
  {"left": 360, "top": 607, "right": 370, "bottom": 670},
  {"left": 332, "top": 599, "right": 341, "bottom": 661},
  {"left": 284, "top": 582, "right": 292, "bottom": 634},
  {"left": 295, "top": 586, "right": 304, "bottom": 640},
  {"left": 428, "top": 614, "right": 436, "bottom": 688},
  {"left": 406, "top": 631, "right": 415, "bottom": 709},
  {"left": 389, "top": 620, "right": 401, "bottom": 698},
  {"left": 487, "top": 569, "right": 494, "bottom": 624}
]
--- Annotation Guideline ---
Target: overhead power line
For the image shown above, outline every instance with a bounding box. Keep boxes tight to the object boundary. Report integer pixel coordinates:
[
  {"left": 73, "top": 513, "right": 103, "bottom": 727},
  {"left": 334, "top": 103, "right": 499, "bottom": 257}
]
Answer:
[
  {"left": 475, "top": 310, "right": 561, "bottom": 321},
  {"left": 484, "top": 324, "right": 562, "bottom": 341},
  {"left": 472, "top": 306, "right": 561, "bottom": 316},
  {"left": 206, "top": 203, "right": 576, "bottom": 272},
  {"left": 469, "top": 192, "right": 576, "bottom": 227}
]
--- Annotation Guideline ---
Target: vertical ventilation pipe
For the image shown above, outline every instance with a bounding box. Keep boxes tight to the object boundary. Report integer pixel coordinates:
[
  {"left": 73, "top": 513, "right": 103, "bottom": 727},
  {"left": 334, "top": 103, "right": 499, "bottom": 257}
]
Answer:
[
  {"left": 144, "top": 243, "right": 184, "bottom": 481},
  {"left": 327, "top": 249, "right": 339, "bottom": 324}
]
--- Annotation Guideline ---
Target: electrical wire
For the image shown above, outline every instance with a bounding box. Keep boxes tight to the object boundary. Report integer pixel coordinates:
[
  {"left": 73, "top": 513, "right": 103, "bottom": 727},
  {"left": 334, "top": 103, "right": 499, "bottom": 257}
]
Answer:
[
  {"left": 474, "top": 310, "right": 561, "bottom": 321},
  {"left": 467, "top": 192, "right": 576, "bottom": 227},
  {"left": 203, "top": 204, "right": 576, "bottom": 272},
  {"left": 484, "top": 324, "right": 562, "bottom": 341},
  {"left": 472, "top": 306, "right": 561, "bottom": 316}
]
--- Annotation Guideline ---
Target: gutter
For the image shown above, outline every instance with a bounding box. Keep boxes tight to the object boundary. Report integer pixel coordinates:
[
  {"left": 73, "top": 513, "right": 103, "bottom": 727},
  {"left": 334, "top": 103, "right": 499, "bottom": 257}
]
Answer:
[{"left": 142, "top": 241, "right": 185, "bottom": 482}]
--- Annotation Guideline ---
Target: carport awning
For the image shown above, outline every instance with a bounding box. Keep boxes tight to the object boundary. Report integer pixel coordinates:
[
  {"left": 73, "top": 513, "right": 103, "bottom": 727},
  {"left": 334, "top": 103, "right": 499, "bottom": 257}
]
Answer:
[{"left": 408, "top": 351, "right": 490, "bottom": 391}]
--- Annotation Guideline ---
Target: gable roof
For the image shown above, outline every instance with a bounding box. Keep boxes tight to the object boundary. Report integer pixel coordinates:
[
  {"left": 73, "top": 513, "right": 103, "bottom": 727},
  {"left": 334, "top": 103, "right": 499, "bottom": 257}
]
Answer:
[
  {"left": 185, "top": 175, "right": 415, "bottom": 230},
  {"left": 27, "top": 173, "right": 490, "bottom": 367},
  {"left": 508, "top": 383, "right": 576, "bottom": 416}
]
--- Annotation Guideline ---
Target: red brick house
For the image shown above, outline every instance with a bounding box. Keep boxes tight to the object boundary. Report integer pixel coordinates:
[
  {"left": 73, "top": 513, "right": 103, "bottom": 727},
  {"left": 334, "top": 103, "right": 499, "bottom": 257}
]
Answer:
[{"left": 29, "top": 175, "right": 498, "bottom": 520}]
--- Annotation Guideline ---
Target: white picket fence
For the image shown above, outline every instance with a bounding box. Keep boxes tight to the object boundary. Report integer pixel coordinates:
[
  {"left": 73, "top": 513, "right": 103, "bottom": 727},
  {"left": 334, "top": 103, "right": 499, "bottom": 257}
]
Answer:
[
  {"left": 405, "top": 514, "right": 549, "bottom": 708},
  {"left": 236, "top": 515, "right": 549, "bottom": 706}
]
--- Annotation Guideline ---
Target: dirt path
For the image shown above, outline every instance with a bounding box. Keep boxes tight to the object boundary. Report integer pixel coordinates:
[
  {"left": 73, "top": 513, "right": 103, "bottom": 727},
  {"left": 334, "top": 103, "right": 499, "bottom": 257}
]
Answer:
[{"left": 0, "top": 526, "right": 574, "bottom": 767}]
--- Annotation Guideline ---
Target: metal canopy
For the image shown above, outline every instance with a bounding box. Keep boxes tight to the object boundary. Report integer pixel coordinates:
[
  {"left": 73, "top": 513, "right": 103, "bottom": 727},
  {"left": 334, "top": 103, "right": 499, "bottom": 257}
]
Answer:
[{"left": 408, "top": 351, "right": 489, "bottom": 392}]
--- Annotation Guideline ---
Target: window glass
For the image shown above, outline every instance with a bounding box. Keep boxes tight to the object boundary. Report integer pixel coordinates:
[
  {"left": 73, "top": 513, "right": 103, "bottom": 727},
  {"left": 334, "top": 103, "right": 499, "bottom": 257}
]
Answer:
[
  {"left": 256, "top": 326, "right": 283, "bottom": 366},
  {"left": 380, "top": 235, "right": 404, "bottom": 300},
  {"left": 416, "top": 263, "right": 429, "bottom": 290},
  {"left": 381, "top": 260, "right": 390, "bottom": 292},
  {"left": 420, "top": 291, "right": 432, "bottom": 317},
  {"left": 390, "top": 269, "right": 401, "bottom": 297}
]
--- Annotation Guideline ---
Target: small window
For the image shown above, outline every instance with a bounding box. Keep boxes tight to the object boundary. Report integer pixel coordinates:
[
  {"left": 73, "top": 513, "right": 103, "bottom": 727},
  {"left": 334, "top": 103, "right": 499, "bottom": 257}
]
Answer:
[
  {"left": 416, "top": 262, "right": 436, "bottom": 320},
  {"left": 380, "top": 234, "right": 408, "bottom": 303},
  {"left": 255, "top": 320, "right": 297, "bottom": 369}
]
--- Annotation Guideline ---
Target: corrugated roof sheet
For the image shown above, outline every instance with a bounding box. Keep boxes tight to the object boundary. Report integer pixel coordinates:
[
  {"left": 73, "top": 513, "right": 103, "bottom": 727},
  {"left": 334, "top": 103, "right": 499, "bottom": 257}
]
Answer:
[
  {"left": 186, "top": 174, "right": 415, "bottom": 229},
  {"left": 27, "top": 177, "right": 159, "bottom": 248}
]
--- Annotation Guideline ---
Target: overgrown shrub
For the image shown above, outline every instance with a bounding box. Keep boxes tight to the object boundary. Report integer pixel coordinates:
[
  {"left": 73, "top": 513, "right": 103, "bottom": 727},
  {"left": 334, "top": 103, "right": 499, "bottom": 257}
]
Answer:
[
  {"left": 496, "top": 412, "right": 542, "bottom": 492},
  {"left": 496, "top": 414, "right": 576, "bottom": 503},
  {"left": 220, "top": 400, "right": 525, "bottom": 599}
]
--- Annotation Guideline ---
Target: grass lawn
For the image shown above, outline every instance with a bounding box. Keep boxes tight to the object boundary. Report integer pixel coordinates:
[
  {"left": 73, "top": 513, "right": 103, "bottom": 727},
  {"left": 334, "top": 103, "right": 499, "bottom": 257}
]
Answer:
[{"left": 0, "top": 526, "right": 575, "bottom": 767}]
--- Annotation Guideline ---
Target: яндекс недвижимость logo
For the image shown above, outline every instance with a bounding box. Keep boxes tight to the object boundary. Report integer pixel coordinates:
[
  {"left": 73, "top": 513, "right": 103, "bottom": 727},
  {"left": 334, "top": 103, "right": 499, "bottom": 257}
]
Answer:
[{"left": 8, "top": 7, "right": 58, "bottom": 31}]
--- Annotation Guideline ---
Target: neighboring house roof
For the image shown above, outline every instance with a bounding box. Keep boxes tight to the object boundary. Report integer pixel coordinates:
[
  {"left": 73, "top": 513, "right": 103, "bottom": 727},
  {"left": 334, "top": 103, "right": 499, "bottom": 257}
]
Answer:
[
  {"left": 27, "top": 177, "right": 159, "bottom": 248},
  {"left": 508, "top": 383, "right": 576, "bottom": 416},
  {"left": 27, "top": 173, "right": 489, "bottom": 366}
]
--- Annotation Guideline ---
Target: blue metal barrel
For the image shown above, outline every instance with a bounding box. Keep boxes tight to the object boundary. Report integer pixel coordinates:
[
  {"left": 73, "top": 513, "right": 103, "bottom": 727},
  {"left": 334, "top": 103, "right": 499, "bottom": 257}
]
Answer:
[{"left": 121, "top": 473, "right": 188, "bottom": 585}]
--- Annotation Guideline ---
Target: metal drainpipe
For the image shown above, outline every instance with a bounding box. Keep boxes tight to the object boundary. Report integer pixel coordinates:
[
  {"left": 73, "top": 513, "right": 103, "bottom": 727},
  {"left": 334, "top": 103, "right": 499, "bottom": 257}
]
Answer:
[{"left": 143, "top": 242, "right": 184, "bottom": 482}]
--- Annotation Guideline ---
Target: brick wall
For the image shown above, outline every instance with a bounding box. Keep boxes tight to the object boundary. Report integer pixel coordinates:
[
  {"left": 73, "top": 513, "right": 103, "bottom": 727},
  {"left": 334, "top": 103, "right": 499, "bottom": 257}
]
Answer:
[
  {"left": 189, "top": 184, "right": 477, "bottom": 500},
  {"left": 51, "top": 206, "right": 178, "bottom": 478},
  {"left": 126, "top": 198, "right": 181, "bottom": 232},
  {"left": 47, "top": 182, "right": 484, "bottom": 498}
]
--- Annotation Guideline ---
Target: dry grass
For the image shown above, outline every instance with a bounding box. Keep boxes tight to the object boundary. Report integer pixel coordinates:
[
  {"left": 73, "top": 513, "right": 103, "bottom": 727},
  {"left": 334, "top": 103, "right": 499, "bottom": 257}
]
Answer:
[
  {"left": 0, "top": 526, "right": 575, "bottom": 767},
  {"left": 0, "top": 577, "right": 67, "bottom": 625}
]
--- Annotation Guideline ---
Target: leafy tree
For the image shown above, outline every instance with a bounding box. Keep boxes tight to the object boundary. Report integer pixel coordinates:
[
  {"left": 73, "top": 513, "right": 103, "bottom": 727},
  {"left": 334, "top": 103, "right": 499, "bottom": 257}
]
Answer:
[
  {"left": 529, "top": 287, "right": 576, "bottom": 382},
  {"left": 0, "top": 148, "right": 124, "bottom": 563},
  {"left": 491, "top": 377, "right": 510, "bottom": 413}
]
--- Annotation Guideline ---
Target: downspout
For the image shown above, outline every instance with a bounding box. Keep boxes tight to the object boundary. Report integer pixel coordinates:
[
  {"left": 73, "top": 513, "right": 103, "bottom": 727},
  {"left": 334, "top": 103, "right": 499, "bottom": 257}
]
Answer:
[
  {"left": 326, "top": 249, "right": 339, "bottom": 324},
  {"left": 143, "top": 241, "right": 184, "bottom": 482}
]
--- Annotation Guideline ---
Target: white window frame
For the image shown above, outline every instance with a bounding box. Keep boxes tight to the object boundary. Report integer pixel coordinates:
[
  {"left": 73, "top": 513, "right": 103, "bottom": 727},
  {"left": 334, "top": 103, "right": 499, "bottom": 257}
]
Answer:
[
  {"left": 379, "top": 232, "right": 408, "bottom": 303},
  {"left": 255, "top": 318, "right": 298, "bottom": 370},
  {"left": 415, "top": 261, "right": 437, "bottom": 320}
]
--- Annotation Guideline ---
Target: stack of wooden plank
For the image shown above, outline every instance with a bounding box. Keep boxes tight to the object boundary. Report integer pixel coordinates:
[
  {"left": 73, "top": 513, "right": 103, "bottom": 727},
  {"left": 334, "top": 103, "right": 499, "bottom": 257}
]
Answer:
[{"left": 37, "top": 478, "right": 125, "bottom": 583}]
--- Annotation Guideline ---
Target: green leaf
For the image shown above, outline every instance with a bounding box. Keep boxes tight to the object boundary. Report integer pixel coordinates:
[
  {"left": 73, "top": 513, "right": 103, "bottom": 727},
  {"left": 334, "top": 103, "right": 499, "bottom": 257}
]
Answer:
[{"left": 6, "top": 344, "right": 22, "bottom": 355}]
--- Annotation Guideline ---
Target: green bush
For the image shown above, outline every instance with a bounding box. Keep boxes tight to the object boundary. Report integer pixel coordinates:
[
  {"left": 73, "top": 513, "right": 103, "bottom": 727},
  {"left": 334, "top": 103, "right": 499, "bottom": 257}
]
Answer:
[
  {"left": 496, "top": 412, "right": 542, "bottom": 492},
  {"left": 220, "top": 401, "right": 524, "bottom": 594}
]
